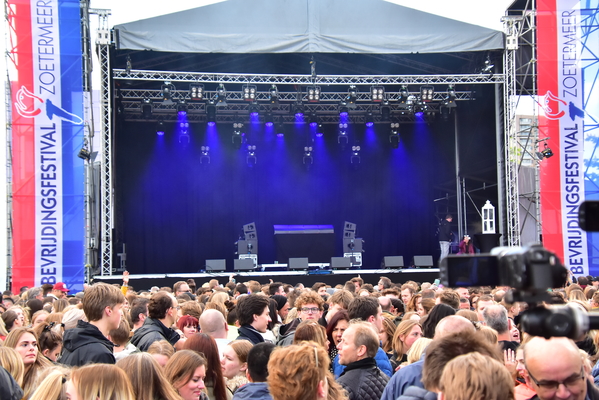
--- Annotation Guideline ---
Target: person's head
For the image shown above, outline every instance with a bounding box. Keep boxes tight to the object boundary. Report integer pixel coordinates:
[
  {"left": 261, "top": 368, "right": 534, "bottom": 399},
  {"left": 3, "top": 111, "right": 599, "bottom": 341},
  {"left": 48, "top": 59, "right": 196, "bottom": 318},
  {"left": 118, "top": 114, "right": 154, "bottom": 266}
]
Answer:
[
  {"left": 347, "top": 296, "right": 384, "bottom": 333},
  {"left": 268, "top": 342, "right": 329, "bottom": 400},
  {"left": 148, "top": 292, "right": 177, "bottom": 324},
  {"left": 439, "top": 352, "right": 514, "bottom": 400},
  {"left": 269, "top": 282, "right": 285, "bottom": 296},
  {"left": 445, "top": 214, "right": 453, "bottom": 222},
  {"left": 271, "top": 294, "right": 289, "bottom": 321},
  {"left": 378, "top": 277, "right": 392, "bottom": 291},
  {"left": 51, "top": 282, "right": 70, "bottom": 299},
  {"left": 326, "top": 290, "right": 354, "bottom": 321},
  {"left": 2, "top": 310, "right": 21, "bottom": 331},
  {"left": 422, "top": 303, "right": 457, "bottom": 338},
  {"left": 0, "top": 347, "right": 25, "bottom": 387},
  {"left": 164, "top": 350, "right": 207, "bottom": 400},
  {"left": 30, "top": 310, "right": 49, "bottom": 328},
  {"left": 147, "top": 339, "right": 175, "bottom": 367},
  {"left": 311, "top": 282, "right": 328, "bottom": 297},
  {"left": 476, "top": 294, "right": 495, "bottom": 321},
  {"left": 28, "top": 367, "right": 70, "bottom": 400},
  {"left": 406, "top": 337, "right": 433, "bottom": 364},
  {"left": 184, "top": 333, "right": 227, "bottom": 400},
  {"left": 418, "top": 298, "right": 435, "bottom": 317},
  {"left": 524, "top": 336, "right": 588, "bottom": 400},
  {"left": 421, "top": 331, "right": 502, "bottom": 392},
  {"left": 325, "top": 309, "right": 350, "bottom": 350},
  {"left": 380, "top": 316, "right": 397, "bottom": 352},
  {"left": 66, "top": 363, "right": 135, "bottom": 400},
  {"left": 116, "top": 352, "right": 180, "bottom": 400},
  {"left": 129, "top": 297, "right": 149, "bottom": 327},
  {"left": 198, "top": 308, "right": 228, "bottom": 338},
  {"left": 236, "top": 294, "right": 271, "bottom": 332},
  {"left": 82, "top": 283, "right": 126, "bottom": 326},
  {"left": 173, "top": 281, "right": 192, "bottom": 297},
  {"left": 293, "top": 320, "right": 328, "bottom": 348},
  {"left": 392, "top": 319, "right": 423, "bottom": 356},
  {"left": 434, "top": 315, "right": 477, "bottom": 338},
  {"left": 296, "top": 291, "right": 325, "bottom": 321},
  {"left": 456, "top": 287, "right": 470, "bottom": 299},
  {"left": 482, "top": 304, "right": 509, "bottom": 334},
  {"left": 247, "top": 342, "right": 276, "bottom": 382},
  {"left": 177, "top": 314, "right": 199, "bottom": 339},
  {"left": 436, "top": 290, "right": 460, "bottom": 310},
  {"left": 221, "top": 340, "right": 253, "bottom": 380},
  {"left": 401, "top": 284, "right": 415, "bottom": 305},
  {"left": 337, "top": 322, "right": 380, "bottom": 365},
  {"left": 31, "top": 321, "right": 63, "bottom": 362},
  {"left": 4, "top": 327, "right": 40, "bottom": 367}
]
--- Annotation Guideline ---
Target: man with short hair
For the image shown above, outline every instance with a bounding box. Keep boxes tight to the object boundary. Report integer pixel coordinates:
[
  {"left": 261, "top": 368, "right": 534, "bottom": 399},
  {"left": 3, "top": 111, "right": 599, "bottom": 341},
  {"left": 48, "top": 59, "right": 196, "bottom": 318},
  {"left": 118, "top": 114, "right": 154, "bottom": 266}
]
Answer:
[
  {"left": 482, "top": 304, "right": 518, "bottom": 351},
  {"left": 235, "top": 294, "right": 272, "bottom": 344},
  {"left": 455, "top": 287, "right": 470, "bottom": 299},
  {"left": 277, "top": 291, "right": 324, "bottom": 346},
  {"left": 131, "top": 291, "right": 180, "bottom": 351},
  {"left": 524, "top": 336, "right": 598, "bottom": 400},
  {"left": 435, "top": 289, "right": 460, "bottom": 310},
  {"left": 438, "top": 214, "right": 453, "bottom": 262},
  {"left": 268, "top": 282, "right": 285, "bottom": 297},
  {"left": 312, "top": 282, "right": 328, "bottom": 297},
  {"left": 326, "top": 289, "right": 354, "bottom": 322},
  {"left": 61, "top": 283, "right": 126, "bottom": 366},
  {"left": 333, "top": 296, "right": 392, "bottom": 378},
  {"left": 378, "top": 277, "right": 392, "bottom": 292},
  {"left": 173, "top": 281, "right": 192, "bottom": 297},
  {"left": 234, "top": 283, "right": 248, "bottom": 298},
  {"left": 351, "top": 277, "right": 364, "bottom": 292},
  {"left": 199, "top": 309, "right": 231, "bottom": 356},
  {"left": 476, "top": 294, "right": 495, "bottom": 322},
  {"left": 378, "top": 296, "right": 394, "bottom": 318},
  {"left": 233, "top": 342, "right": 276, "bottom": 400},
  {"left": 337, "top": 322, "right": 390, "bottom": 400},
  {"left": 400, "top": 284, "right": 415, "bottom": 306},
  {"left": 129, "top": 297, "right": 149, "bottom": 331},
  {"left": 50, "top": 282, "right": 70, "bottom": 300}
]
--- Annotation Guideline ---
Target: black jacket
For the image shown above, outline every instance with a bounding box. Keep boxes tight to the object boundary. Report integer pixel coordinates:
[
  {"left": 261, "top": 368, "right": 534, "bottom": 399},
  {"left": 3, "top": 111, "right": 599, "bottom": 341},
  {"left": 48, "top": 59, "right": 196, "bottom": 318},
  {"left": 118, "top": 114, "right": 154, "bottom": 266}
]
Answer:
[
  {"left": 130, "top": 317, "right": 180, "bottom": 351},
  {"left": 0, "top": 366, "right": 23, "bottom": 400},
  {"left": 438, "top": 219, "right": 453, "bottom": 241},
  {"left": 60, "top": 320, "right": 115, "bottom": 367},
  {"left": 236, "top": 325, "right": 266, "bottom": 345},
  {"left": 338, "top": 358, "right": 389, "bottom": 400}
]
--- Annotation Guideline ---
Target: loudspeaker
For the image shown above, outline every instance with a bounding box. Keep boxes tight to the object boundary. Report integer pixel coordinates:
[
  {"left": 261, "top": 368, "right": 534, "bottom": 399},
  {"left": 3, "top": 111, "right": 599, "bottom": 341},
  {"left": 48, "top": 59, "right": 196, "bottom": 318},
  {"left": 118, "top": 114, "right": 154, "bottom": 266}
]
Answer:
[
  {"left": 383, "top": 256, "right": 404, "bottom": 269},
  {"left": 205, "top": 259, "right": 226, "bottom": 272},
  {"left": 343, "top": 221, "right": 356, "bottom": 239},
  {"left": 343, "top": 238, "right": 363, "bottom": 252},
  {"left": 412, "top": 255, "right": 434, "bottom": 268},
  {"left": 234, "top": 258, "right": 255, "bottom": 271},
  {"left": 236, "top": 239, "right": 258, "bottom": 254},
  {"left": 288, "top": 257, "right": 309, "bottom": 271},
  {"left": 330, "top": 256, "right": 352, "bottom": 270}
]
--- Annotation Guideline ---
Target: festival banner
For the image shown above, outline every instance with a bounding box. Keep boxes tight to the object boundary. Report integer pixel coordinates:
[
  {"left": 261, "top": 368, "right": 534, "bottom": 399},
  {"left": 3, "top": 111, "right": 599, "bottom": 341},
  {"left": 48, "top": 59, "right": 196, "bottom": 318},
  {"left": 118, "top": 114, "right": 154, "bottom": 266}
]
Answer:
[
  {"left": 8, "top": 0, "right": 85, "bottom": 292},
  {"left": 538, "top": 0, "right": 599, "bottom": 276}
]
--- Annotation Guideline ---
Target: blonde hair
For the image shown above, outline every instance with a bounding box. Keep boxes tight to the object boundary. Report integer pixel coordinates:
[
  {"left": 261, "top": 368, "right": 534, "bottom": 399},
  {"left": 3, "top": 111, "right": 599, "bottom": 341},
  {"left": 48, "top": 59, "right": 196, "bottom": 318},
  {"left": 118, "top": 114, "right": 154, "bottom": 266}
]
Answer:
[
  {"left": 439, "top": 352, "right": 514, "bottom": 400},
  {"left": 164, "top": 350, "right": 207, "bottom": 393},
  {"left": 29, "top": 367, "right": 70, "bottom": 400},
  {"left": 406, "top": 337, "right": 433, "bottom": 364},
  {"left": 147, "top": 339, "right": 175, "bottom": 358},
  {"left": 0, "top": 346, "right": 25, "bottom": 386},
  {"left": 381, "top": 317, "right": 397, "bottom": 352},
  {"left": 478, "top": 326, "right": 498, "bottom": 345},
  {"left": 116, "top": 352, "right": 182, "bottom": 400},
  {"left": 293, "top": 320, "right": 328, "bottom": 348},
  {"left": 209, "top": 291, "right": 230, "bottom": 305},
  {"left": 228, "top": 340, "right": 253, "bottom": 364},
  {"left": 70, "top": 363, "right": 135, "bottom": 400},
  {"left": 392, "top": 319, "right": 421, "bottom": 356}
]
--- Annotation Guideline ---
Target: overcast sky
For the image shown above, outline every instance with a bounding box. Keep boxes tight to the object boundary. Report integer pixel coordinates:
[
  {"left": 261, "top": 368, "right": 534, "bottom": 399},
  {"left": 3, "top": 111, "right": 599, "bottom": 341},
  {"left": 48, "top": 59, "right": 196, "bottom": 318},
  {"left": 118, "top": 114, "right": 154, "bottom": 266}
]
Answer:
[{"left": 89, "top": 0, "right": 514, "bottom": 31}]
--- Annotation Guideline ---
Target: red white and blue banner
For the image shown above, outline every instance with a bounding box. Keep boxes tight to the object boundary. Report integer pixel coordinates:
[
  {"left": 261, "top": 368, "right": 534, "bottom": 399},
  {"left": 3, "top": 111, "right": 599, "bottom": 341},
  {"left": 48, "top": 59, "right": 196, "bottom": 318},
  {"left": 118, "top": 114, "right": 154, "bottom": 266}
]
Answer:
[
  {"left": 538, "top": 0, "right": 599, "bottom": 276},
  {"left": 8, "top": 0, "right": 85, "bottom": 292}
]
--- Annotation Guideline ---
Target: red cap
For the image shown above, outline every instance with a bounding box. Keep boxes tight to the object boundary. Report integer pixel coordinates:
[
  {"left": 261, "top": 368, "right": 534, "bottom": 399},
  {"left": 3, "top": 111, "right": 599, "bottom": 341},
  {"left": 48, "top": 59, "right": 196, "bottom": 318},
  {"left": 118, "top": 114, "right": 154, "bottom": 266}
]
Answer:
[{"left": 53, "top": 282, "right": 70, "bottom": 292}]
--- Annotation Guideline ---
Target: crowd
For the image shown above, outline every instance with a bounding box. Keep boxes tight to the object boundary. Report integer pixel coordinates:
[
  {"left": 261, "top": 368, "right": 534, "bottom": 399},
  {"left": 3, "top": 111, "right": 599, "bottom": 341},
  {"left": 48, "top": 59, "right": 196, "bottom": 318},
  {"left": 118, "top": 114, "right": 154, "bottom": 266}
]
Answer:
[{"left": 1, "top": 273, "right": 599, "bottom": 400}]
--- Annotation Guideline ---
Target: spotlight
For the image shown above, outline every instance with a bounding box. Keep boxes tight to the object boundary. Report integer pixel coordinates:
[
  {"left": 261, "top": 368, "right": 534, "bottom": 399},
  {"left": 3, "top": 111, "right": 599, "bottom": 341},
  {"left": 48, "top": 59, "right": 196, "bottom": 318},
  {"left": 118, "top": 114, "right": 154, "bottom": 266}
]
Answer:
[
  {"left": 293, "top": 103, "right": 305, "bottom": 118},
  {"left": 381, "top": 106, "right": 390, "bottom": 122},
  {"left": 276, "top": 122, "right": 285, "bottom": 137},
  {"left": 161, "top": 82, "right": 175, "bottom": 105},
  {"left": 156, "top": 119, "right": 165, "bottom": 136},
  {"left": 303, "top": 146, "right": 314, "bottom": 165},
  {"left": 346, "top": 86, "right": 358, "bottom": 109},
  {"left": 177, "top": 100, "right": 188, "bottom": 116},
  {"left": 190, "top": 84, "right": 204, "bottom": 101},
  {"left": 365, "top": 112, "right": 374, "bottom": 127},
  {"left": 536, "top": 142, "right": 554, "bottom": 160},
  {"left": 482, "top": 57, "right": 494, "bottom": 78},
  {"left": 389, "top": 123, "right": 399, "bottom": 148},
  {"left": 399, "top": 86, "right": 409, "bottom": 105},
  {"left": 206, "top": 102, "right": 217, "bottom": 126},
  {"left": 269, "top": 85, "right": 279, "bottom": 105},
  {"left": 371, "top": 86, "right": 385, "bottom": 102},
  {"left": 247, "top": 145, "right": 257, "bottom": 166},
  {"left": 141, "top": 98, "right": 152, "bottom": 119},
  {"left": 338, "top": 122, "right": 348, "bottom": 146},
  {"left": 249, "top": 103, "right": 260, "bottom": 117},
  {"left": 307, "top": 86, "right": 321, "bottom": 103},
  {"left": 351, "top": 145, "right": 361, "bottom": 164},
  {"left": 243, "top": 85, "right": 257, "bottom": 102},
  {"left": 264, "top": 110, "right": 274, "bottom": 127},
  {"left": 444, "top": 86, "right": 457, "bottom": 108},
  {"left": 309, "top": 113, "right": 319, "bottom": 128},
  {"left": 216, "top": 84, "right": 227, "bottom": 107},
  {"left": 339, "top": 104, "right": 349, "bottom": 117},
  {"left": 200, "top": 146, "right": 210, "bottom": 164},
  {"left": 420, "top": 86, "right": 434, "bottom": 102},
  {"left": 413, "top": 102, "right": 426, "bottom": 117},
  {"left": 78, "top": 139, "right": 91, "bottom": 161},
  {"left": 233, "top": 116, "right": 245, "bottom": 148}
]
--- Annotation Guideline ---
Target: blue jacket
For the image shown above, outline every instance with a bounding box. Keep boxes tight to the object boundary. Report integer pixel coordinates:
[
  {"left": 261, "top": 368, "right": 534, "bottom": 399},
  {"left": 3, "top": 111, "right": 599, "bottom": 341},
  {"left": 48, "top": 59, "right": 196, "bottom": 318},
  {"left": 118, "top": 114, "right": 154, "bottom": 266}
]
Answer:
[
  {"left": 333, "top": 347, "right": 393, "bottom": 378},
  {"left": 232, "top": 383, "right": 273, "bottom": 400},
  {"left": 379, "top": 359, "right": 424, "bottom": 400}
]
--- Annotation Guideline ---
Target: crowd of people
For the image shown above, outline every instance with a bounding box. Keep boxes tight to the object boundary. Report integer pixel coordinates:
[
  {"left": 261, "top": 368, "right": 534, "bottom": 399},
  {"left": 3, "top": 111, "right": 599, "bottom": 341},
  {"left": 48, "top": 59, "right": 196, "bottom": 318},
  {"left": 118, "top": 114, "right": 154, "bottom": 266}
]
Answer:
[{"left": 0, "top": 273, "right": 598, "bottom": 400}]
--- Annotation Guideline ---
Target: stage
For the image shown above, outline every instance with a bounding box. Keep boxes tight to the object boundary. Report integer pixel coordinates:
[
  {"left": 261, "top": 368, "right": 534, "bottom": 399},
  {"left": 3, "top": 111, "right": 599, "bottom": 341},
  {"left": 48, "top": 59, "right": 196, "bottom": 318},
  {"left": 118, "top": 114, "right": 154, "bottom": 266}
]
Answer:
[{"left": 93, "top": 267, "right": 440, "bottom": 291}]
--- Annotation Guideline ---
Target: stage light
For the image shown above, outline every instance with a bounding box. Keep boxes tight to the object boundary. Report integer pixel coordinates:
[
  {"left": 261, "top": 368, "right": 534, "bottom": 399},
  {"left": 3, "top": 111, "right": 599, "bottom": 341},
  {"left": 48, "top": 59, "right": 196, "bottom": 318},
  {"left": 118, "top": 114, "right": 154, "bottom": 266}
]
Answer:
[
  {"left": 156, "top": 119, "right": 165, "bottom": 135},
  {"left": 232, "top": 120, "right": 245, "bottom": 148},
  {"left": 78, "top": 139, "right": 91, "bottom": 161},
  {"left": 243, "top": 85, "right": 257, "bottom": 101},
  {"left": 247, "top": 144, "right": 257, "bottom": 166},
  {"left": 303, "top": 146, "right": 314, "bottom": 165},
  {"left": 445, "top": 86, "right": 457, "bottom": 108},
  {"left": 276, "top": 122, "right": 285, "bottom": 137},
  {"left": 440, "top": 106, "right": 451, "bottom": 121},
  {"left": 482, "top": 57, "right": 494, "bottom": 78},
  {"left": 389, "top": 123, "right": 399, "bottom": 148},
  {"left": 420, "top": 86, "right": 434, "bottom": 102},
  {"left": 365, "top": 112, "right": 374, "bottom": 127},
  {"left": 269, "top": 85, "right": 279, "bottom": 105},
  {"left": 339, "top": 104, "right": 349, "bottom": 117},
  {"left": 338, "top": 122, "right": 348, "bottom": 146},
  {"left": 206, "top": 102, "right": 217, "bottom": 126},
  {"left": 307, "top": 86, "right": 321, "bottom": 102},
  {"left": 200, "top": 146, "right": 210, "bottom": 164},
  {"left": 141, "top": 98, "right": 152, "bottom": 119},
  {"left": 413, "top": 102, "right": 426, "bottom": 117},
  {"left": 309, "top": 113, "right": 319, "bottom": 128},
  {"left": 190, "top": 84, "right": 204, "bottom": 101},
  {"left": 264, "top": 110, "right": 274, "bottom": 127},
  {"left": 381, "top": 106, "right": 390, "bottom": 122},
  {"left": 346, "top": 86, "right": 358, "bottom": 109},
  {"left": 536, "top": 142, "right": 554, "bottom": 160},
  {"left": 216, "top": 84, "right": 227, "bottom": 107},
  {"left": 177, "top": 100, "right": 188, "bottom": 116},
  {"left": 161, "top": 82, "right": 175, "bottom": 105},
  {"left": 351, "top": 145, "right": 361, "bottom": 164},
  {"left": 293, "top": 103, "right": 305, "bottom": 118},
  {"left": 371, "top": 86, "right": 385, "bottom": 102},
  {"left": 399, "top": 86, "right": 409, "bottom": 104}
]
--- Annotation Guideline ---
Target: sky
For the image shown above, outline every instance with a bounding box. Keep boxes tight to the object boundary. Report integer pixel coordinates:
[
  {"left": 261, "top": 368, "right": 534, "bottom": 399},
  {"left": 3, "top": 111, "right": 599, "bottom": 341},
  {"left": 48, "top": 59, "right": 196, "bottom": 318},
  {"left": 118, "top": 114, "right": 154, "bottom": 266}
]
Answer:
[{"left": 89, "top": 0, "right": 515, "bottom": 31}]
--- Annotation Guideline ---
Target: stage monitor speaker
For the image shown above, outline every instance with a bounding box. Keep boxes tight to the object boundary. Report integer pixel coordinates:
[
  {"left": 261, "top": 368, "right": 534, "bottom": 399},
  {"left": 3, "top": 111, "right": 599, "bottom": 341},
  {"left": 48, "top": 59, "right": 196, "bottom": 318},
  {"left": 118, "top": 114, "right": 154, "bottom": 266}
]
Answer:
[
  {"left": 330, "top": 256, "right": 352, "bottom": 270},
  {"left": 412, "top": 255, "right": 434, "bottom": 268},
  {"left": 206, "top": 259, "right": 226, "bottom": 272},
  {"left": 243, "top": 222, "right": 256, "bottom": 235},
  {"left": 383, "top": 256, "right": 404, "bottom": 269},
  {"left": 234, "top": 258, "right": 255, "bottom": 271},
  {"left": 288, "top": 257, "right": 309, "bottom": 271}
]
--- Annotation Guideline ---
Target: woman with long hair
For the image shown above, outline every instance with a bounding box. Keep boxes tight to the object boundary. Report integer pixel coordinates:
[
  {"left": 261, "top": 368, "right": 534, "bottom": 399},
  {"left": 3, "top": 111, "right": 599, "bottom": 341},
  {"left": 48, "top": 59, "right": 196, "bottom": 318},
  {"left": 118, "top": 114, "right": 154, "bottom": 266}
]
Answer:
[
  {"left": 380, "top": 316, "right": 397, "bottom": 356},
  {"left": 0, "top": 347, "right": 25, "bottom": 388},
  {"left": 116, "top": 352, "right": 182, "bottom": 400},
  {"left": 4, "top": 326, "right": 52, "bottom": 398},
  {"left": 421, "top": 304, "right": 456, "bottom": 338},
  {"left": 406, "top": 294, "right": 422, "bottom": 313},
  {"left": 66, "top": 363, "right": 135, "bottom": 400},
  {"left": 165, "top": 350, "right": 208, "bottom": 400},
  {"left": 32, "top": 321, "right": 63, "bottom": 362},
  {"left": 29, "top": 367, "right": 70, "bottom": 400},
  {"left": 293, "top": 320, "right": 328, "bottom": 348},
  {"left": 184, "top": 333, "right": 232, "bottom": 400},
  {"left": 417, "top": 298, "right": 435, "bottom": 317},
  {"left": 221, "top": 340, "right": 252, "bottom": 393},
  {"left": 325, "top": 310, "right": 350, "bottom": 365},
  {"left": 391, "top": 320, "right": 422, "bottom": 367}
]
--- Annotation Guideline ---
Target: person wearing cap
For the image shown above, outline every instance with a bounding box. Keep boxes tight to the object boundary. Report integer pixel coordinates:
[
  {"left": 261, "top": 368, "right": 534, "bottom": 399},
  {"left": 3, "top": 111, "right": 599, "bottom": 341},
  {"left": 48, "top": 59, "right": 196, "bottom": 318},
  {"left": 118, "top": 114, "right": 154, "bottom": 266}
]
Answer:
[{"left": 49, "top": 282, "right": 69, "bottom": 301}]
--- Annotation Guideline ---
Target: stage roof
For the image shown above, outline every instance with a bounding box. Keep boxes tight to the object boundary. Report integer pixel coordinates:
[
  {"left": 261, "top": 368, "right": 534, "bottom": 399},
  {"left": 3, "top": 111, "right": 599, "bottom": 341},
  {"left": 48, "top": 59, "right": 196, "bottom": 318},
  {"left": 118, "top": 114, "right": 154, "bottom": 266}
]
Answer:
[{"left": 114, "top": 0, "right": 504, "bottom": 54}]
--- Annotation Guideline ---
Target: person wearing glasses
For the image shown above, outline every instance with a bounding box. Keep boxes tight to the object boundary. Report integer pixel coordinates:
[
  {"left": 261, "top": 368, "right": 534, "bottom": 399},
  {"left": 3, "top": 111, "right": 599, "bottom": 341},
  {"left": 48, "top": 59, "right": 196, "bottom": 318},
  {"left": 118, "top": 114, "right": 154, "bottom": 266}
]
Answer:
[
  {"left": 131, "top": 291, "right": 180, "bottom": 351},
  {"left": 277, "top": 291, "right": 324, "bottom": 346},
  {"left": 523, "top": 336, "right": 598, "bottom": 400}
]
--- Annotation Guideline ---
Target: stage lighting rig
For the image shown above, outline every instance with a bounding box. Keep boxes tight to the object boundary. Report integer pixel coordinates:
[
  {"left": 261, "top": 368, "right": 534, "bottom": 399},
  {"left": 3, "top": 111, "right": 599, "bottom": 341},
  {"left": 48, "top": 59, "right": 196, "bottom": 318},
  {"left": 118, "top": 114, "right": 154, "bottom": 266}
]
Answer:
[
  {"left": 536, "top": 141, "right": 554, "bottom": 160},
  {"left": 141, "top": 98, "right": 152, "bottom": 119},
  {"left": 232, "top": 117, "right": 245, "bottom": 148},
  {"left": 200, "top": 146, "right": 210, "bottom": 164},
  {"left": 177, "top": 100, "right": 188, "bottom": 116},
  {"left": 371, "top": 86, "right": 385, "bottom": 102},
  {"left": 338, "top": 122, "right": 349, "bottom": 146},
  {"left": 206, "top": 102, "right": 217, "bottom": 126},
  {"left": 156, "top": 119, "right": 165, "bottom": 136},
  {"left": 249, "top": 102, "right": 260, "bottom": 117},
  {"left": 365, "top": 112, "right": 374, "bottom": 127},
  {"left": 444, "top": 86, "right": 457, "bottom": 108},
  {"left": 303, "top": 146, "right": 314, "bottom": 165},
  {"left": 247, "top": 145, "right": 257, "bottom": 167},
  {"left": 351, "top": 145, "right": 361, "bottom": 165},
  {"left": 307, "top": 86, "right": 321, "bottom": 102},
  {"left": 346, "top": 86, "right": 358, "bottom": 109},
  {"left": 78, "top": 139, "right": 91, "bottom": 161},
  {"left": 482, "top": 57, "right": 494, "bottom": 78},
  {"left": 243, "top": 84, "right": 257, "bottom": 101},
  {"left": 420, "top": 86, "right": 434, "bottom": 102},
  {"left": 161, "top": 82, "right": 175, "bottom": 105},
  {"left": 216, "top": 84, "right": 227, "bottom": 107},
  {"left": 389, "top": 123, "right": 400, "bottom": 149},
  {"left": 190, "top": 84, "right": 204, "bottom": 101},
  {"left": 269, "top": 85, "right": 279, "bottom": 105}
]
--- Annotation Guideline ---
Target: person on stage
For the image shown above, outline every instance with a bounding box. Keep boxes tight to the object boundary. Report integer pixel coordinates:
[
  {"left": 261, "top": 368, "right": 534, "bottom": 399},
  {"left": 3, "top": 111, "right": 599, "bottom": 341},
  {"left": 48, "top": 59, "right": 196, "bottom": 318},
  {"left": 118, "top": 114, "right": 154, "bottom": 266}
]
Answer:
[
  {"left": 438, "top": 214, "right": 453, "bottom": 263},
  {"left": 457, "top": 235, "right": 475, "bottom": 254}
]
